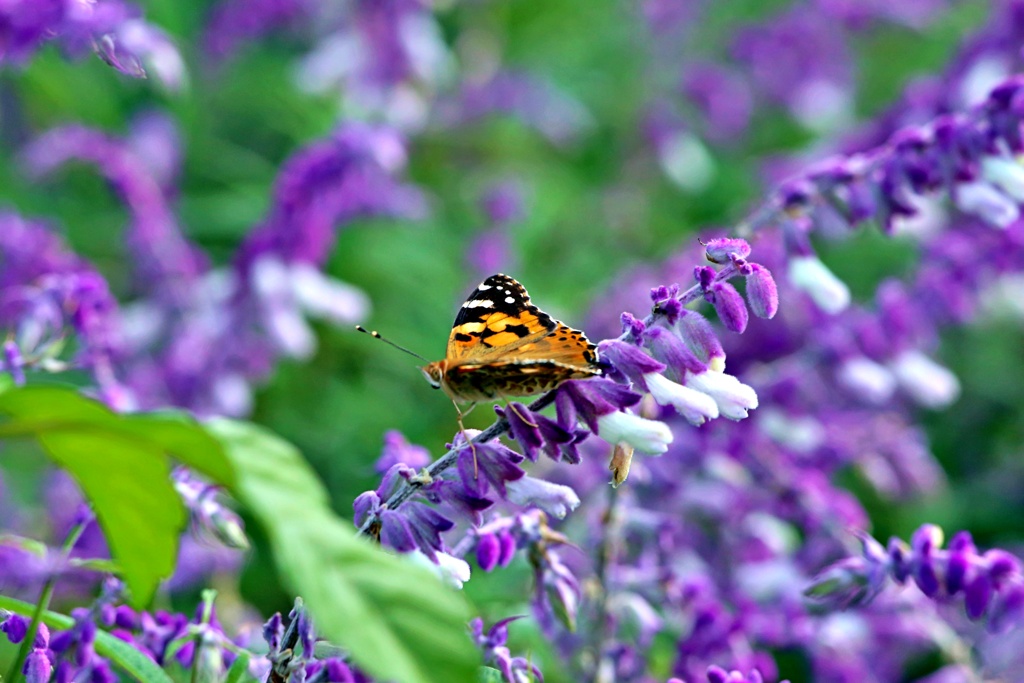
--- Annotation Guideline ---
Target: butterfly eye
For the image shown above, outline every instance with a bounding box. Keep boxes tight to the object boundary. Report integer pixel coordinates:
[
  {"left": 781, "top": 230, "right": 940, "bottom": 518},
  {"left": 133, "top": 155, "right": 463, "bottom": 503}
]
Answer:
[{"left": 421, "top": 366, "right": 442, "bottom": 389}]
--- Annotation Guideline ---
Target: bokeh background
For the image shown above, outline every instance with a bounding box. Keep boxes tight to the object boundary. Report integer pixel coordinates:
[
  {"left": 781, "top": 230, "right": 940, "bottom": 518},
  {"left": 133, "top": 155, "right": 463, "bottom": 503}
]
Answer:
[{"left": 3, "top": 0, "right": 1024, "bottom": 680}]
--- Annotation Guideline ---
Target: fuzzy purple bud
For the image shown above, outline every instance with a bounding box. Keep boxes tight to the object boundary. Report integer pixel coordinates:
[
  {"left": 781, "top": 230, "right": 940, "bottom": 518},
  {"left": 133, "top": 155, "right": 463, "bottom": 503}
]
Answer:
[
  {"left": 476, "top": 534, "right": 501, "bottom": 572},
  {"left": 703, "top": 238, "right": 752, "bottom": 264},
  {"left": 707, "top": 281, "right": 749, "bottom": 333},
  {"left": 745, "top": 264, "right": 779, "bottom": 319}
]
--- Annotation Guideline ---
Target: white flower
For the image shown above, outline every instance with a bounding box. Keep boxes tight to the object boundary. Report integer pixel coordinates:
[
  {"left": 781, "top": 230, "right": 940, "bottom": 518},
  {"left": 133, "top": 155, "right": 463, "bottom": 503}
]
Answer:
[
  {"left": 836, "top": 356, "right": 897, "bottom": 404},
  {"left": 291, "top": 264, "right": 371, "bottom": 324},
  {"left": 890, "top": 350, "right": 961, "bottom": 409},
  {"left": 982, "top": 155, "right": 1024, "bottom": 202},
  {"left": 596, "top": 411, "right": 672, "bottom": 455},
  {"left": 644, "top": 372, "right": 719, "bottom": 425},
  {"left": 955, "top": 180, "right": 1019, "bottom": 228},
  {"left": 410, "top": 551, "right": 472, "bottom": 590},
  {"left": 506, "top": 477, "right": 580, "bottom": 519},
  {"left": 788, "top": 255, "right": 851, "bottom": 314},
  {"left": 685, "top": 370, "right": 758, "bottom": 420}
]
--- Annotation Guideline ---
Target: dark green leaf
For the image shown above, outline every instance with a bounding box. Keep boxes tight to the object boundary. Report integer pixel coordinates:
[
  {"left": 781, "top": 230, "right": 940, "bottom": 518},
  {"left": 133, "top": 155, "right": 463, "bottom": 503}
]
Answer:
[
  {"left": 0, "top": 596, "right": 174, "bottom": 683},
  {"left": 207, "top": 419, "right": 479, "bottom": 683}
]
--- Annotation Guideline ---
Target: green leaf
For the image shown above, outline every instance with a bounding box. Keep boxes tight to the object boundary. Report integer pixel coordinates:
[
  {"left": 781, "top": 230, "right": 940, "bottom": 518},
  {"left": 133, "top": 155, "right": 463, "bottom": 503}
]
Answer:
[
  {"left": 207, "top": 419, "right": 480, "bottom": 683},
  {"left": 223, "top": 650, "right": 254, "bottom": 683},
  {"left": 0, "top": 385, "right": 234, "bottom": 606},
  {"left": 0, "top": 596, "right": 174, "bottom": 683},
  {"left": 478, "top": 667, "right": 506, "bottom": 683}
]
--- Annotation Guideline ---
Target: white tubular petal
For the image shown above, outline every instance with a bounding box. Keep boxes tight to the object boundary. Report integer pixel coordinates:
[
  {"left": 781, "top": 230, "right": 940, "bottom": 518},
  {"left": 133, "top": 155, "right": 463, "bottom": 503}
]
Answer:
[
  {"left": 789, "top": 255, "right": 851, "bottom": 314},
  {"left": 596, "top": 411, "right": 673, "bottom": 455},
  {"left": 890, "top": 350, "right": 961, "bottom": 409},
  {"left": 644, "top": 372, "right": 719, "bottom": 425},
  {"left": 506, "top": 477, "right": 581, "bottom": 518},
  {"left": 685, "top": 371, "right": 759, "bottom": 420},
  {"left": 836, "top": 356, "right": 897, "bottom": 404}
]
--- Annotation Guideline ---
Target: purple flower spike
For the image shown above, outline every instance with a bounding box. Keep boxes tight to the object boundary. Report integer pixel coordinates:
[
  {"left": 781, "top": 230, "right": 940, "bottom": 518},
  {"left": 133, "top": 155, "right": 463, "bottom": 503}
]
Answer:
[
  {"left": 745, "top": 264, "right": 779, "bottom": 319},
  {"left": 23, "top": 648, "right": 52, "bottom": 683},
  {"left": 706, "top": 281, "right": 749, "bottom": 333}
]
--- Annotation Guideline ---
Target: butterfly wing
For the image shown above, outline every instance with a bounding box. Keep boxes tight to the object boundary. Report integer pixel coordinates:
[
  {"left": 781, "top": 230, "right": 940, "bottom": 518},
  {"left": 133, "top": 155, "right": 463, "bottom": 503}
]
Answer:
[{"left": 446, "top": 273, "right": 559, "bottom": 364}]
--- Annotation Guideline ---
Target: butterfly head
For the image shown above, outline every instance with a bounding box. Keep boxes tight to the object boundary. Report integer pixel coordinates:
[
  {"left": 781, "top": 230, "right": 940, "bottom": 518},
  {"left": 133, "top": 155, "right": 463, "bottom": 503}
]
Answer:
[{"left": 421, "top": 360, "right": 446, "bottom": 390}]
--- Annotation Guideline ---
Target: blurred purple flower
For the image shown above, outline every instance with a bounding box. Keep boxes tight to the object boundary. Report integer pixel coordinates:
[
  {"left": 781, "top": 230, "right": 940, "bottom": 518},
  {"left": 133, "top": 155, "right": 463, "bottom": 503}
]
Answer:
[
  {"left": 0, "top": 0, "right": 186, "bottom": 89},
  {"left": 436, "top": 71, "right": 594, "bottom": 146}
]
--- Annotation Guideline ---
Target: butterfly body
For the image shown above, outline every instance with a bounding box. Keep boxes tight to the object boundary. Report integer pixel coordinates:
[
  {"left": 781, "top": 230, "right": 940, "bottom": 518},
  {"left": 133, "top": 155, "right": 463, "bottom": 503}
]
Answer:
[{"left": 422, "top": 274, "right": 600, "bottom": 403}]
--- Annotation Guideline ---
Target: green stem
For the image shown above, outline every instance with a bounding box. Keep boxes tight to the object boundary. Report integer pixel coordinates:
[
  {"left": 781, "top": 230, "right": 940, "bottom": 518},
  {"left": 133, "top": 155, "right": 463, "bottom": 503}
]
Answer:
[
  {"left": 5, "top": 513, "right": 91, "bottom": 683},
  {"left": 190, "top": 590, "right": 218, "bottom": 683}
]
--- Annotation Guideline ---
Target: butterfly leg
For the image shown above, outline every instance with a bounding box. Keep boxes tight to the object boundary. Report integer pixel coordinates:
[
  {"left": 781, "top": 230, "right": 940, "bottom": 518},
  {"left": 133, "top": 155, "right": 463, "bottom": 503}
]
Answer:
[
  {"left": 452, "top": 399, "right": 480, "bottom": 478},
  {"left": 502, "top": 397, "right": 538, "bottom": 428}
]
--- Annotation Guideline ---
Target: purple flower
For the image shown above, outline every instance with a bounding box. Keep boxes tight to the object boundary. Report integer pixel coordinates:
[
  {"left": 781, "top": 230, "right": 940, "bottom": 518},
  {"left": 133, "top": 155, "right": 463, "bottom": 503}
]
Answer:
[
  {"left": 456, "top": 436, "right": 526, "bottom": 499},
  {"left": 375, "top": 430, "right": 431, "bottom": 473},
  {"left": 0, "top": 0, "right": 186, "bottom": 88},
  {"left": 437, "top": 71, "right": 594, "bottom": 146},
  {"left": 471, "top": 617, "right": 544, "bottom": 683}
]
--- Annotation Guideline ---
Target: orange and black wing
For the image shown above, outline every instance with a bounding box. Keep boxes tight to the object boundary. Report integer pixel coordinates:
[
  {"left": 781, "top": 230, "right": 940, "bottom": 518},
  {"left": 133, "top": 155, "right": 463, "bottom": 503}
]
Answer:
[{"left": 446, "top": 274, "right": 559, "bottom": 364}]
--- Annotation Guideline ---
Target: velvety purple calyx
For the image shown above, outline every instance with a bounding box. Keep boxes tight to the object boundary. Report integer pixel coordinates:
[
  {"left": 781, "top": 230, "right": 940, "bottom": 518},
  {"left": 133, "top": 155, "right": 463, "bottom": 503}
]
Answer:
[
  {"left": 649, "top": 286, "right": 683, "bottom": 324},
  {"left": 597, "top": 339, "right": 665, "bottom": 390},
  {"left": 1, "top": 613, "right": 30, "bottom": 643},
  {"left": 945, "top": 531, "right": 975, "bottom": 594},
  {"left": 703, "top": 237, "right": 752, "bottom": 264},
  {"left": 642, "top": 326, "right": 707, "bottom": 382},
  {"left": 378, "top": 502, "right": 453, "bottom": 561},
  {"left": 558, "top": 378, "right": 641, "bottom": 432},
  {"left": 745, "top": 264, "right": 778, "bottom": 318},
  {"left": 910, "top": 524, "right": 943, "bottom": 597},
  {"left": 263, "top": 613, "right": 283, "bottom": 654},
  {"left": 476, "top": 533, "right": 501, "bottom": 571},
  {"left": 456, "top": 441, "right": 526, "bottom": 498},
  {"left": 499, "top": 403, "right": 544, "bottom": 462},
  {"left": 674, "top": 310, "right": 724, "bottom": 367},
  {"left": 620, "top": 311, "right": 647, "bottom": 339},
  {"left": 705, "top": 281, "right": 748, "bottom": 333}
]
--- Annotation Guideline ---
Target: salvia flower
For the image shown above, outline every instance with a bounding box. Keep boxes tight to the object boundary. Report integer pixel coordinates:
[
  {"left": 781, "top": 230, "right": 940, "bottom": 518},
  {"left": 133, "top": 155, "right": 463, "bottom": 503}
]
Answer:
[
  {"left": 470, "top": 617, "right": 544, "bottom": 683},
  {"left": 807, "top": 524, "right": 1024, "bottom": 630},
  {"left": 0, "top": 0, "right": 186, "bottom": 88}
]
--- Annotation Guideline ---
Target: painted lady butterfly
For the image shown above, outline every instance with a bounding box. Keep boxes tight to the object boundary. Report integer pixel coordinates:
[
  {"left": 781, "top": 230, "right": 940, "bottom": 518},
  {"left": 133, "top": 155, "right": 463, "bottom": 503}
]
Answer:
[{"left": 421, "top": 274, "right": 601, "bottom": 404}]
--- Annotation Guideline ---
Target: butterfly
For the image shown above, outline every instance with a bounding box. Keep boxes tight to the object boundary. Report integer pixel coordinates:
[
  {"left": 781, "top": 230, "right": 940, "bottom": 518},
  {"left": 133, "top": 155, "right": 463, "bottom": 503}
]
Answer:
[{"left": 420, "top": 274, "right": 601, "bottom": 404}]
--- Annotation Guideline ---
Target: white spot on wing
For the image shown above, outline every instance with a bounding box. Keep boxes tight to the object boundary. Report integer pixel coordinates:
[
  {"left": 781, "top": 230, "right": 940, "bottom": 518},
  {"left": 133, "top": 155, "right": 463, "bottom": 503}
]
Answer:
[
  {"left": 463, "top": 299, "right": 494, "bottom": 308},
  {"left": 477, "top": 284, "right": 492, "bottom": 291},
  {"left": 505, "top": 296, "right": 515, "bottom": 304}
]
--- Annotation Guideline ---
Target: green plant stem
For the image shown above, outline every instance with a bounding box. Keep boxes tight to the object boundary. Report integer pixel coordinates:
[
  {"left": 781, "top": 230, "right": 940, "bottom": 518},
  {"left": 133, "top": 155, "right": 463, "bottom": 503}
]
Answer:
[{"left": 5, "top": 514, "right": 91, "bottom": 683}]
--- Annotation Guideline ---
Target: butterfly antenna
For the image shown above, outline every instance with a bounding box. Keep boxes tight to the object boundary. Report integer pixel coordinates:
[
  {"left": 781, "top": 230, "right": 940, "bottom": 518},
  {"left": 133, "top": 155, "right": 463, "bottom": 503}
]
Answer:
[{"left": 355, "top": 325, "right": 428, "bottom": 362}]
